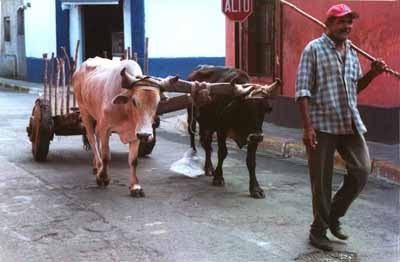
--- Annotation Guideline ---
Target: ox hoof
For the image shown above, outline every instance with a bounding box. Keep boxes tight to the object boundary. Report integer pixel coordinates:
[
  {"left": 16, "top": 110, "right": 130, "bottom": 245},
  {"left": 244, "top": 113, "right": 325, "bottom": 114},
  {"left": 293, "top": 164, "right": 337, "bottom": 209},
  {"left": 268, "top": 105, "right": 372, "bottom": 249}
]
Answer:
[
  {"left": 250, "top": 188, "right": 265, "bottom": 199},
  {"left": 129, "top": 185, "right": 145, "bottom": 197},
  {"left": 96, "top": 176, "right": 111, "bottom": 187},
  {"left": 130, "top": 189, "right": 145, "bottom": 197},
  {"left": 212, "top": 177, "right": 225, "bottom": 187},
  {"left": 103, "top": 177, "right": 111, "bottom": 186}
]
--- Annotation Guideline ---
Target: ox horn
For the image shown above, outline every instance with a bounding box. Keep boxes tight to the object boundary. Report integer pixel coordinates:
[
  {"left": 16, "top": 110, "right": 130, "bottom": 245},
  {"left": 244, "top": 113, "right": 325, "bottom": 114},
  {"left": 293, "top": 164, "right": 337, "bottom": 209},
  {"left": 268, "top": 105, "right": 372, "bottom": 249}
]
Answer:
[
  {"left": 121, "top": 68, "right": 181, "bottom": 91},
  {"left": 244, "top": 79, "right": 282, "bottom": 99},
  {"left": 262, "top": 78, "right": 281, "bottom": 94},
  {"left": 120, "top": 68, "right": 140, "bottom": 89},
  {"left": 231, "top": 83, "right": 254, "bottom": 96}
]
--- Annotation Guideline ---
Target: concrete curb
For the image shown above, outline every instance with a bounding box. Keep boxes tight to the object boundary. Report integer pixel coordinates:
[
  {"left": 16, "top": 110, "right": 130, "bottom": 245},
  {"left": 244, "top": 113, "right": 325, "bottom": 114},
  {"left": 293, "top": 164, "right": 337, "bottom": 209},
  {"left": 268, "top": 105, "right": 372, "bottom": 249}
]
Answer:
[
  {"left": 371, "top": 160, "right": 400, "bottom": 184},
  {"left": 260, "top": 137, "right": 400, "bottom": 185},
  {"left": 171, "top": 114, "right": 399, "bottom": 185},
  {"left": 0, "top": 82, "right": 30, "bottom": 93}
]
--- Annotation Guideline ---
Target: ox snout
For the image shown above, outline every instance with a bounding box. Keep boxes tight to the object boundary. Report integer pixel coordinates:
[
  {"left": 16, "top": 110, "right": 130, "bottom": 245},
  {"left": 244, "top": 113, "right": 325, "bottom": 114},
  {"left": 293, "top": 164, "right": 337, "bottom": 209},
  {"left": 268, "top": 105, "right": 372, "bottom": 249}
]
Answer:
[
  {"left": 137, "top": 132, "right": 154, "bottom": 143},
  {"left": 247, "top": 133, "right": 264, "bottom": 144}
]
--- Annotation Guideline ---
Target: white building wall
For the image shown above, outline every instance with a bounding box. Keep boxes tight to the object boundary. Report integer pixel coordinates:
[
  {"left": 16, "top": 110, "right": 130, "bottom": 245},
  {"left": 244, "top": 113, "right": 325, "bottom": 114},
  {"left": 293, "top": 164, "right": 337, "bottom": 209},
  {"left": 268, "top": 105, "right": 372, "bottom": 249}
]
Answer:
[
  {"left": 24, "top": 0, "right": 57, "bottom": 58},
  {"left": 123, "top": 0, "right": 132, "bottom": 52},
  {"left": 0, "top": 1, "right": 3, "bottom": 53},
  {"left": 145, "top": 0, "right": 225, "bottom": 58},
  {"left": 69, "top": 5, "right": 83, "bottom": 65},
  {"left": 1, "top": 0, "right": 22, "bottom": 55}
]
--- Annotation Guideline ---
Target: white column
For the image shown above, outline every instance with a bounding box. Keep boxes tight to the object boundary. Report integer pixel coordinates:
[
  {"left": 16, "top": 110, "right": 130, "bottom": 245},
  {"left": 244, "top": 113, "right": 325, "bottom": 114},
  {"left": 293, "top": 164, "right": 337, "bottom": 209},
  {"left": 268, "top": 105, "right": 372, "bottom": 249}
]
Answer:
[
  {"left": 123, "top": 0, "right": 132, "bottom": 52},
  {"left": 69, "top": 5, "right": 83, "bottom": 65}
]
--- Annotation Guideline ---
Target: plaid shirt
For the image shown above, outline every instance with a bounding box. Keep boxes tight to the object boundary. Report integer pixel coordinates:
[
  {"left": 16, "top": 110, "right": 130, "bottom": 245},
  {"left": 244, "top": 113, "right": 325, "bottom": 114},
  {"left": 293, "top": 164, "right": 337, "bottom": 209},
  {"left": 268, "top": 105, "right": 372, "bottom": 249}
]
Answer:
[{"left": 295, "top": 34, "right": 366, "bottom": 134}]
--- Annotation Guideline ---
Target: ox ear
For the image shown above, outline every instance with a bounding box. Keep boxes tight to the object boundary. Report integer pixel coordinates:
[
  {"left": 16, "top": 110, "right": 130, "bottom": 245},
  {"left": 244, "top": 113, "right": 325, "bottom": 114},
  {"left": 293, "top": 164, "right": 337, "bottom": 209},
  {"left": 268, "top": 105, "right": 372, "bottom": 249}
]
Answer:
[
  {"left": 112, "top": 95, "right": 130, "bottom": 105},
  {"left": 112, "top": 89, "right": 132, "bottom": 105}
]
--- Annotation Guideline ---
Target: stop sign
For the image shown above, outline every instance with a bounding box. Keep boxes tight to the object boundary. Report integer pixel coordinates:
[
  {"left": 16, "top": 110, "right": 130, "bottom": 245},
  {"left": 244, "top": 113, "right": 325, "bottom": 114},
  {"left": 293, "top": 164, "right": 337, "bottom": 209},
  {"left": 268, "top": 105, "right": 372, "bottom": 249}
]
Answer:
[{"left": 222, "top": 0, "right": 253, "bottom": 22}]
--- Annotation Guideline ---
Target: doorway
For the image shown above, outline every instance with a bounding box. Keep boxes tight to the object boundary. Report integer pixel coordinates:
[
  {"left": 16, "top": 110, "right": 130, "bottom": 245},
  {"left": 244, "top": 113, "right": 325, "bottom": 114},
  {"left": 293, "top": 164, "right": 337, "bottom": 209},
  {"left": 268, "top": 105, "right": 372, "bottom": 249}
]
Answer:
[
  {"left": 82, "top": 2, "right": 124, "bottom": 59},
  {"left": 240, "top": 0, "right": 275, "bottom": 77}
]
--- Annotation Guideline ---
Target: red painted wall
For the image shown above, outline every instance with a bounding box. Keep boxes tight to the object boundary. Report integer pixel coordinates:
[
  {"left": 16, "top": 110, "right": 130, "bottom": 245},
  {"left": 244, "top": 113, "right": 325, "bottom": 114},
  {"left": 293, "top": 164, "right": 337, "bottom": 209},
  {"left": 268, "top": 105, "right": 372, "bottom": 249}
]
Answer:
[
  {"left": 225, "top": 19, "right": 236, "bottom": 67},
  {"left": 226, "top": 0, "right": 400, "bottom": 107}
]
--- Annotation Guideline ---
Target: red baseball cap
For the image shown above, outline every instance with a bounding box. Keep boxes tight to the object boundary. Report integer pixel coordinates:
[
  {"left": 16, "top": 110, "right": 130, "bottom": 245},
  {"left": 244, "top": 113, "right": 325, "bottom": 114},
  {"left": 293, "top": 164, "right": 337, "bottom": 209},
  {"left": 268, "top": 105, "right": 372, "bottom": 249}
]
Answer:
[{"left": 326, "top": 4, "right": 359, "bottom": 19}]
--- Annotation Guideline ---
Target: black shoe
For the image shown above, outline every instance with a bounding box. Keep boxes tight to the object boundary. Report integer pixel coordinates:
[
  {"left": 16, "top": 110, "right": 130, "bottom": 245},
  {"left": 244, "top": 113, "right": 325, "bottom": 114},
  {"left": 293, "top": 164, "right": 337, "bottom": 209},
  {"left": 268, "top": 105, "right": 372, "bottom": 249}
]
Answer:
[
  {"left": 329, "top": 222, "right": 349, "bottom": 240},
  {"left": 309, "top": 233, "right": 333, "bottom": 251}
]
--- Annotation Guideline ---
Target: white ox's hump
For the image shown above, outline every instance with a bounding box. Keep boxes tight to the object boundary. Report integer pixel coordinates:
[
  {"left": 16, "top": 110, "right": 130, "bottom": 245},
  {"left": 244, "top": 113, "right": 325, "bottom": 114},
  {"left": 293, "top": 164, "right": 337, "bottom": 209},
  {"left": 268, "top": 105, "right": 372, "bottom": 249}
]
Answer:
[{"left": 82, "top": 57, "right": 143, "bottom": 77}]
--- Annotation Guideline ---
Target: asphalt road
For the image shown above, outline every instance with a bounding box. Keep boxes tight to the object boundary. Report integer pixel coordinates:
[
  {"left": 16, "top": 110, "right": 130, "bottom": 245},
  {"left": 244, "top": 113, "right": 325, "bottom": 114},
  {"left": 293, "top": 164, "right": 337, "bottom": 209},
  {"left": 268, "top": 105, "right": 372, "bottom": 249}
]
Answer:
[{"left": 0, "top": 89, "right": 398, "bottom": 262}]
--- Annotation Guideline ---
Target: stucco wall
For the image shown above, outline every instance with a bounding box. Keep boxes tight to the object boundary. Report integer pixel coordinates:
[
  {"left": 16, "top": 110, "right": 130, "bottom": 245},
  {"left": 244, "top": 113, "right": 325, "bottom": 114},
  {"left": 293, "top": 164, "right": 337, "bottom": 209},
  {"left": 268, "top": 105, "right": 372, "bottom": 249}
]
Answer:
[
  {"left": 280, "top": 0, "right": 399, "bottom": 107},
  {"left": 25, "top": 0, "right": 57, "bottom": 58},
  {"left": 145, "top": 0, "right": 225, "bottom": 58},
  {"left": 0, "top": 0, "right": 24, "bottom": 77},
  {"left": 226, "top": 0, "right": 400, "bottom": 108},
  {"left": 1, "top": 0, "right": 21, "bottom": 55},
  {"left": 144, "top": 0, "right": 226, "bottom": 78}
]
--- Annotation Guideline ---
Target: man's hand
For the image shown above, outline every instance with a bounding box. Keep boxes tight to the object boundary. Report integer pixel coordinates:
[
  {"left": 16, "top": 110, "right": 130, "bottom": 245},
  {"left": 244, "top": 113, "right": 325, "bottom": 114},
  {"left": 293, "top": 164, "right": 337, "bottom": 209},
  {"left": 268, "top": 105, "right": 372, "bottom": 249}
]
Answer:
[
  {"left": 358, "top": 58, "right": 388, "bottom": 93},
  {"left": 370, "top": 58, "right": 387, "bottom": 76},
  {"left": 303, "top": 127, "right": 318, "bottom": 150}
]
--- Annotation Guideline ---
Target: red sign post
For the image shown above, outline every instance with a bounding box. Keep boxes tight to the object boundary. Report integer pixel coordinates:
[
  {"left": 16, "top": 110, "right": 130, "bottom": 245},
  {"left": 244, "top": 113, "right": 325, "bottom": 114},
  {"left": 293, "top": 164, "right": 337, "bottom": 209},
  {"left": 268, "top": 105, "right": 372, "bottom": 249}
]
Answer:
[{"left": 222, "top": 0, "right": 253, "bottom": 22}]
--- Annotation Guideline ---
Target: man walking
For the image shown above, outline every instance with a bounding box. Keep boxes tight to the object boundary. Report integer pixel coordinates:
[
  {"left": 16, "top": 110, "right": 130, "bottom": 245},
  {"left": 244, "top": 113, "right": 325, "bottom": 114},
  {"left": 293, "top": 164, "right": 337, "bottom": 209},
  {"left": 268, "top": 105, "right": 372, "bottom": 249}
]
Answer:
[{"left": 295, "top": 4, "right": 386, "bottom": 251}]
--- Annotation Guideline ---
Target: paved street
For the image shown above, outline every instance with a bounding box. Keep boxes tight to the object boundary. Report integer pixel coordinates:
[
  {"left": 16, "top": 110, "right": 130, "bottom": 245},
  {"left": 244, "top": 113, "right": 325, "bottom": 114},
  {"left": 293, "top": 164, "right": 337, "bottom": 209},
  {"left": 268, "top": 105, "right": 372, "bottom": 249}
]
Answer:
[{"left": 0, "top": 88, "right": 399, "bottom": 262}]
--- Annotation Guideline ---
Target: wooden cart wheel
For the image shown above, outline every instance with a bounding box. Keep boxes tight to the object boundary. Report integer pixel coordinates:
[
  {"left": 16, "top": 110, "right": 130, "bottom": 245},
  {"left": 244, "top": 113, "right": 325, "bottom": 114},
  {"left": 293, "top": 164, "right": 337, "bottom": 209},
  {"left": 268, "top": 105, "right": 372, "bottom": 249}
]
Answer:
[
  {"left": 27, "top": 99, "right": 54, "bottom": 162},
  {"left": 138, "top": 116, "right": 159, "bottom": 157}
]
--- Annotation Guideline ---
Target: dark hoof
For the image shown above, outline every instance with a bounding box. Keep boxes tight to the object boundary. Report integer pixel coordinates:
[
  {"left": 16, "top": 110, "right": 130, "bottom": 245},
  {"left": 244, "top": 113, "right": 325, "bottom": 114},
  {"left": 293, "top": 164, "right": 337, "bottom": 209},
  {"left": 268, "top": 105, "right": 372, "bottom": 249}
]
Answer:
[
  {"left": 250, "top": 188, "right": 265, "bottom": 199},
  {"left": 96, "top": 176, "right": 103, "bottom": 186},
  {"left": 212, "top": 177, "right": 225, "bottom": 186},
  {"left": 103, "top": 177, "right": 110, "bottom": 186},
  {"left": 96, "top": 175, "right": 110, "bottom": 187},
  {"left": 130, "top": 188, "right": 145, "bottom": 197}
]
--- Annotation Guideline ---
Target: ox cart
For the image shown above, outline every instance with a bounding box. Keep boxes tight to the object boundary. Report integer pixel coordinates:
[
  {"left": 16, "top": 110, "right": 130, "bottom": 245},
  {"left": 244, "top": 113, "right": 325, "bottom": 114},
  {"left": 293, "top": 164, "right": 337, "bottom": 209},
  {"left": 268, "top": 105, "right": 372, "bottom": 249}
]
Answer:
[
  {"left": 26, "top": 50, "right": 193, "bottom": 162},
  {"left": 26, "top": 90, "right": 192, "bottom": 162}
]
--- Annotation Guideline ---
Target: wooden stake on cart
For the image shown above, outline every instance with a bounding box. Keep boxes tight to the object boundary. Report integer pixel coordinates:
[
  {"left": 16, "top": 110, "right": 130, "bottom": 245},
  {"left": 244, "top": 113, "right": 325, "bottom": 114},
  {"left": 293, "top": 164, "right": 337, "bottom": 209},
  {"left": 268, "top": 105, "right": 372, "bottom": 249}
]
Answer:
[
  {"left": 49, "top": 53, "right": 54, "bottom": 115},
  {"left": 133, "top": 52, "right": 138, "bottom": 62},
  {"left": 55, "top": 58, "right": 60, "bottom": 116},
  {"left": 280, "top": 0, "right": 400, "bottom": 79},
  {"left": 61, "top": 47, "right": 72, "bottom": 114},
  {"left": 72, "top": 40, "right": 80, "bottom": 108},
  {"left": 144, "top": 37, "right": 149, "bottom": 74},
  {"left": 125, "top": 49, "right": 129, "bottom": 60},
  {"left": 60, "top": 58, "right": 66, "bottom": 115},
  {"left": 127, "top": 47, "right": 131, "bottom": 60},
  {"left": 43, "top": 53, "right": 48, "bottom": 101}
]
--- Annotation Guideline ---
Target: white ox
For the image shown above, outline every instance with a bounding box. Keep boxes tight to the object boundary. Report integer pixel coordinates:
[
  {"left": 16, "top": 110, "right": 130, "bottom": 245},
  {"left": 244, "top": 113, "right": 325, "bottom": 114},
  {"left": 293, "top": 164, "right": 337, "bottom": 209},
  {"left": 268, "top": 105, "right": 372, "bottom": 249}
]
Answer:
[{"left": 73, "top": 57, "right": 161, "bottom": 197}]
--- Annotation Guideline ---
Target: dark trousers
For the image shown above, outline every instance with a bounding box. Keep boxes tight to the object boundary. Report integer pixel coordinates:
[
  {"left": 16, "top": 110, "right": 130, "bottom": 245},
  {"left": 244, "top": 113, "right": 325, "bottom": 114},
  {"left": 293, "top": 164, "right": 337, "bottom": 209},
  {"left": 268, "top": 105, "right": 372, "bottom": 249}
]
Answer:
[{"left": 307, "top": 131, "right": 370, "bottom": 236}]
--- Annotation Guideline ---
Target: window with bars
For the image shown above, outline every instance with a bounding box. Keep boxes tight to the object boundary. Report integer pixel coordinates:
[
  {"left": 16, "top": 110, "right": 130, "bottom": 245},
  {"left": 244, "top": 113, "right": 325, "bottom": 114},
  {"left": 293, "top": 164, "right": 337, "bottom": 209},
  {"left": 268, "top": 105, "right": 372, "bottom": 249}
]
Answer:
[
  {"left": 4, "top": 16, "right": 11, "bottom": 42},
  {"left": 17, "top": 10, "right": 24, "bottom": 36},
  {"left": 241, "top": 0, "right": 275, "bottom": 77}
]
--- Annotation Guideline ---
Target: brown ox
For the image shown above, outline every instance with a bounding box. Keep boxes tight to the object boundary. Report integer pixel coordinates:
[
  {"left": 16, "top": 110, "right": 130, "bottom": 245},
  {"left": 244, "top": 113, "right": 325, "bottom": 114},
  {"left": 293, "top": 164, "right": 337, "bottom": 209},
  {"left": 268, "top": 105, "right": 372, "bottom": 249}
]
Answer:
[
  {"left": 187, "top": 65, "right": 280, "bottom": 198},
  {"left": 73, "top": 57, "right": 162, "bottom": 197}
]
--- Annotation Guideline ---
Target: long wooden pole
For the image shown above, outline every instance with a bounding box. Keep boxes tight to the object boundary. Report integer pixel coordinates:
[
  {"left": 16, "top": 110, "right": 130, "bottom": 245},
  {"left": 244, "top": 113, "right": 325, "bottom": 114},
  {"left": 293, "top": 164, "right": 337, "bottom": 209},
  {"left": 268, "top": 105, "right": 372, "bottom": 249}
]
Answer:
[
  {"left": 144, "top": 37, "right": 149, "bottom": 75},
  {"left": 60, "top": 58, "right": 66, "bottom": 115},
  {"left": 280, "top": 0, "right": 400, "bottom": 79},
  {"left": 42, "top": 53, "right": 48, "bottom": 102},
  {"left": 55, "top": 58, "right": 60, "bottom": 116},
  {"left": 72, "top": 40, "right": 80, "bottom": 108},
  {"left": 49, "top": 53, "right": 54, "bottom": 116},
  {"left": 61, "top": 47, "right": 71, "bottom": 114}
]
